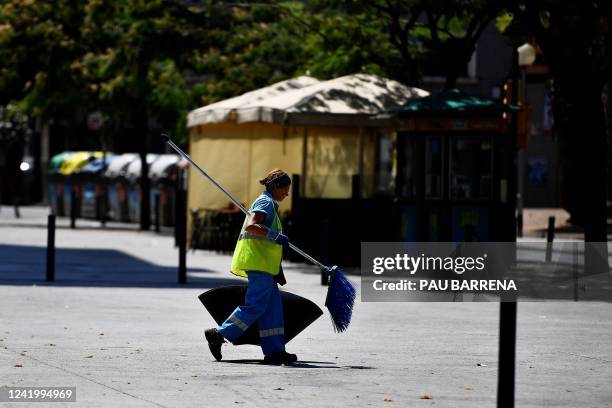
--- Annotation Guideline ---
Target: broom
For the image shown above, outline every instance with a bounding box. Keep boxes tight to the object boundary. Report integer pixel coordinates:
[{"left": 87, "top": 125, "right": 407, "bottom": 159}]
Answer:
[{"left": 162, "top": 134, "right": 355, "bottom": 332}]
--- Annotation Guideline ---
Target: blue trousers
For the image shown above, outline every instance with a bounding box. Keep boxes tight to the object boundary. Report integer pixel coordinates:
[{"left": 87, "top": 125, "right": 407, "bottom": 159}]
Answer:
[{"left": 217, "top": 271, "right": 285, "bottom": 355}]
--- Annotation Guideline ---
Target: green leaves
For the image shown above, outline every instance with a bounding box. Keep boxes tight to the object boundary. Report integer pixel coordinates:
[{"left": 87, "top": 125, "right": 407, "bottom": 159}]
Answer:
[{"left": 0, "top": 0, "right": 533, "bottom": 142}]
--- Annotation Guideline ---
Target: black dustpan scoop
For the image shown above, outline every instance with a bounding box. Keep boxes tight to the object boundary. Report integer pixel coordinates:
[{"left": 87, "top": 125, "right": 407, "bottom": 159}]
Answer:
[{"left": 199, "top": 286, "right": 323, "bottom": 345}]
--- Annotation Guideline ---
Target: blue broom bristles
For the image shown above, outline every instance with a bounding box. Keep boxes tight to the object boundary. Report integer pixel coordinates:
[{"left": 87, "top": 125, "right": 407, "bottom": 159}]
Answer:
[{"left": 324, "top": 266, "right": 356, "bottom": 332}]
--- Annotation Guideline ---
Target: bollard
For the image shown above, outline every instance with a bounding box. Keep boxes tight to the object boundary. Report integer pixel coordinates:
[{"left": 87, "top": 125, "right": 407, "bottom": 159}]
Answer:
[
  {"left": 545, "top": 216, "right": 555, "bottom": 262},
  {"left": 517, "top": 213, "right": 523, "bottom": 237},
  {"left": 70, "top": 189, "right": 77, "bottom": 229},
  {"left": 100, "top": 185, "right": 106, "bottom": 228},
  {"left": 46, "top": 214, "right": 55, "bottom": 282},
  {"left": 573, "top": 242, "right": 579, "bottom": 301},
  {"left": 177, "top": 188, "right": 187, "bottom": 284},
  {"left": 351, "top": 174, "right": 361, "bottom": 199},
  {"left": 497, "top": 301, "right": 517, "bottom": 408},
  {"left": 154, "top": 194, "right": 161, "bottom": 233}
]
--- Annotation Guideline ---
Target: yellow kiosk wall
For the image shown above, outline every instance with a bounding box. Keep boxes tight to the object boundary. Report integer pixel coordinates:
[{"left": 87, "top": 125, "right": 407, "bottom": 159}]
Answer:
[
  {"left": 188, "top": 123, "right": 304, "bottom": 213},
  {"left": 187, "top": 122, "right": 378, "bottom": 214}
]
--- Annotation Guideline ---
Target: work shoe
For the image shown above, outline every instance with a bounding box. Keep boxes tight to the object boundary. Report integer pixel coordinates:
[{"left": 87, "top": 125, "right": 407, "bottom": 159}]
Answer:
[
  {"left": 263, "top": 351, "right": 298, "bottom": 365},
  {"left": 204, "top": 328, "right": 225, "bottom": 361}
]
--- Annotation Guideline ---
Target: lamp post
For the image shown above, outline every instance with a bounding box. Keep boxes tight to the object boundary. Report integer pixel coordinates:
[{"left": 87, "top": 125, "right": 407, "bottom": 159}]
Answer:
[
  {"left": 497, "top": 14, "right": 533, "bottom": 406},
  {"left": 516, "top": 43, "right": 536, "bottom": 237}
]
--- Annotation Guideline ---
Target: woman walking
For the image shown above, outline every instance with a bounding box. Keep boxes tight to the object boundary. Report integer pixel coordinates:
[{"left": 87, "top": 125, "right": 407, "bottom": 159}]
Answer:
[{"left": 205, "top": 169, "right": 297, "bottom": 365}]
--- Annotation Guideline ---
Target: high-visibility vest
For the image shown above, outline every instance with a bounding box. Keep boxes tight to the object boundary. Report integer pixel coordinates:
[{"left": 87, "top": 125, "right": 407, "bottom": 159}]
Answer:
[{"left": 230, "top": 201, "right": 283, "bottom": 278}]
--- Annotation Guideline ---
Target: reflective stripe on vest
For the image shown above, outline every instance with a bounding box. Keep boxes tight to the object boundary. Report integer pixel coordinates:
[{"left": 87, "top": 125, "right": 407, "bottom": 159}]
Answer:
[
  {"left": 230, "top": 196, "right": 283, "bottom": 278},
  {"left": 237, "top": 231, "right": 277, "bottom": 242}
]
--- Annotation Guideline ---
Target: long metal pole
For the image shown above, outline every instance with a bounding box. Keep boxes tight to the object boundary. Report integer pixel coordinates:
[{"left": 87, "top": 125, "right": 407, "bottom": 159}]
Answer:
[
  {"left": 497, "top": 47, "right": 519, "bottom": 408},
  {"left": 161, "top": 134, "right": 329, "bottom": 270}
]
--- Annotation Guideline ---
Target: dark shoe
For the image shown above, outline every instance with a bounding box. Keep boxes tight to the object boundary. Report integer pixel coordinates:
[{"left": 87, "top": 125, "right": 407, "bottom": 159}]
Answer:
[
  {"left": 204, "top": 328, "right": 225, "bottom": 361},
  {"left": 263, "top": 351, "right": 298, "bottom": 365}
]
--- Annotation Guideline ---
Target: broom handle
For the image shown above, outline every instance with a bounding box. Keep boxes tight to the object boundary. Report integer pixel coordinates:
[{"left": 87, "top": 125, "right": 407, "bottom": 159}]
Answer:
[{"left": 162, "top": 134, "right": 329, "bottom": 270}]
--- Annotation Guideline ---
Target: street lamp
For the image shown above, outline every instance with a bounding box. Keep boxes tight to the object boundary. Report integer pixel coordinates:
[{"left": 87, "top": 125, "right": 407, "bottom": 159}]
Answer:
[
  {"left": 516, "top": 42, "right": 536, "bottom": 238},
  {"left": 518, "top": 43, "right": 536, "bottom": 67}
]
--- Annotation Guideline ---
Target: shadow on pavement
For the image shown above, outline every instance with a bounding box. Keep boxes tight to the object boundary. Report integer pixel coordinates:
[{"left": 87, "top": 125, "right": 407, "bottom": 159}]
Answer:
[
  {"left": 0, "top": 244, "right": 239, "bottom": 289},
  {"left": 221, "top": 359, "right": 375, "bottom": 369},
  {"left": 0, "top": 222, "right": 142, "bottom": 233}
]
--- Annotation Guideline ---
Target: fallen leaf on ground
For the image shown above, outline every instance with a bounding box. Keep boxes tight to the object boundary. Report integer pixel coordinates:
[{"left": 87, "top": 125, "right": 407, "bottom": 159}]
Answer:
[
  {"left": 477, "top": 363, "right": 487, "bottom": 367},
  {"left": 48, "top": 343, "right": 56, "bottom": 347},
  {"left": 274, "top": 388, "right": 284, "bottom": 391},
  {"left": 85, "top": 355, "right": 93, "bottom": 358},
  {"left": 384, "top": 397, "right": 393, "bottom": 402},
  {"left": 14, "top": 364, "right": 22, "bottom": 368},
  {"left": 420, "top": 394, "right": 432, "bottom": 400}
]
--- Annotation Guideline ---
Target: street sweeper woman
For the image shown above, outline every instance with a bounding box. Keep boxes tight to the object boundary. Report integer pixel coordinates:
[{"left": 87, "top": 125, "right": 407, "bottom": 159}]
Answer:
[{"left": 205, "top": 169, "right": 298, "bottom": 365}]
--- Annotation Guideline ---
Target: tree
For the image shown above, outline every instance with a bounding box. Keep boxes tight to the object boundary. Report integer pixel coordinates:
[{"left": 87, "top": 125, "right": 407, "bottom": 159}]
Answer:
[
  {"left": 308, "top": 0, "right": 504, "bottom": 88},
  {"left": 189, "top": 2, "right": 307, "bottom": 104},
  {"left": 0, "top": 0, "right": 89, "bottom": 120},
  {"left": 79, "top": 0, "right": 217, "bottom": 230},
  {"left": 505, "top": 1, "right": 611, "bottom": 243},
  {"left": 419, "top": 0, "right": 504, "bottom": 89},
  {"left": 0, "top": 104, "right": 30, "bottom": 215}
]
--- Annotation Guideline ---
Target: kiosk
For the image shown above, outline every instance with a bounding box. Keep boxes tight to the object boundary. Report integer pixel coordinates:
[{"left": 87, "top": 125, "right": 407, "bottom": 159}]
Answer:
[{"left": 391, "top": 89, "right": 518, "bottom": 241}]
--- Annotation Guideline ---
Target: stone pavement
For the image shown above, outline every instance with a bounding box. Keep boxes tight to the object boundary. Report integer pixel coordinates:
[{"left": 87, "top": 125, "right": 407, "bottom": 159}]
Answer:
[{"left": 0, "top": 206, "right": 611, "bottom": 407}]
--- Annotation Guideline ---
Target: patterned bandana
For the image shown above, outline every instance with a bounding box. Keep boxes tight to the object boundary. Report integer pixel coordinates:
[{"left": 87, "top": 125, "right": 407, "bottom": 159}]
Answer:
[{"left": 265, "top": 172, "right": 291, "bottom": 190}]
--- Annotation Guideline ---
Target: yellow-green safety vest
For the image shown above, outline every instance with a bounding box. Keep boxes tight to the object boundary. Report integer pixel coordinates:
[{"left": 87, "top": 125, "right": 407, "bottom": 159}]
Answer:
[{"left": 230, "top": 203, "right": 283, "bottom": 278}]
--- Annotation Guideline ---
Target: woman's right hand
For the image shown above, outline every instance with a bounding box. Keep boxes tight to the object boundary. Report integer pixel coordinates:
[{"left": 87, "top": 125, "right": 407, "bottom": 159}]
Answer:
[{"left": 274, "top": 233, "right": 290, "bottom": 249}]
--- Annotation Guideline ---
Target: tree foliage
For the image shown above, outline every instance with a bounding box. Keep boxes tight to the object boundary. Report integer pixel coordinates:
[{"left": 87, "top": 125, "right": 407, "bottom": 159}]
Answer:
[
  {"left": 193, "top": 2, "right": 306, "bottom": 104},
  {"left": 0, "top": 0, "right": 89, "bottom": 120},
  {"left": 305, "top": 0, "right": 504, "bottom": 88}
]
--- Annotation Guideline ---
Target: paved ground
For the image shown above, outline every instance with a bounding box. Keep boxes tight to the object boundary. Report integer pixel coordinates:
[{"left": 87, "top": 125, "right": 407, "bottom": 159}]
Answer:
[{"left": 1, "top": 206, "right": 611, "bottom": 407}]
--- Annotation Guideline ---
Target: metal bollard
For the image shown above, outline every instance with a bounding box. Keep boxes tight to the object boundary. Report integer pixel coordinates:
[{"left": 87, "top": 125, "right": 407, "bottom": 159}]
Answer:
[
  {"left": 70, "top": 189, "right": 77, "bottom": 229},
  {"left": 497, "top": 301, "right": 517, "bottom": 408},
  {"left": 545, "top": 216, "right": 555, "bottom": 262},
  {"left": 46, "top": 214, "right": 55, "bottom": 282},
  {"left": 177, "top": 189, "right": 187, "bottom": 284},
  {"left": 154, "top": 194, "right": 161, "bottom": 233},
  {"left": 517, "top": 213, "right": 523, "bottom": 237},
  {"left": 100, "top": 186, "right": 106, "bottom": 228}
]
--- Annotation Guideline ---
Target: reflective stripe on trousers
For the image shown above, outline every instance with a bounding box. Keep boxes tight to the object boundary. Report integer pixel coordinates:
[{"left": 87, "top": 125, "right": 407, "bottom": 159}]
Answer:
[
  {"left": 259, "top": 327, "right": 284, "bottom": 337},
  {"left": 228, "top": 315, "right": 248, "bottom": 331},
  {"left": 217, "top": 271, "right": 286, "bottom": 355}
]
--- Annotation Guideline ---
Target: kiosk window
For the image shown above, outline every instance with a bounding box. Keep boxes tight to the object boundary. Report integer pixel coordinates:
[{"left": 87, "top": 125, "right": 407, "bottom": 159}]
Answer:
[
  {"left": 374, "top": 133, "right": 395, "bottom": 195},
  {"left": 398, "top": 137, "right": 416, "bottom": 199},
  {"left": 426, "top": 137, "right": 443, "bottom": 199},
  {"left": 450, "top": 138, "right": 492, "bottom": 199}
]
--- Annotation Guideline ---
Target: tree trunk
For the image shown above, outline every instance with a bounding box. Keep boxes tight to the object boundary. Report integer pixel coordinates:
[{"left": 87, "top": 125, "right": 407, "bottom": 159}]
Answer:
[
  {"left": 442, "top": 40, "right": 473, "bottom": 90},
  {"left": 553, "top": 75, "right": 607, "bottom": 242},
  {"left": 526, "top": 0, "right": 609, "bottom": 278}
]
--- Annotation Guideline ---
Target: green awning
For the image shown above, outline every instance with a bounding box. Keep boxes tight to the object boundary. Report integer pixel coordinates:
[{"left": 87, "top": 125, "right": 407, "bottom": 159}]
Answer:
[{"left": 389, "top": 89, "right": 520, "bottom": 116}]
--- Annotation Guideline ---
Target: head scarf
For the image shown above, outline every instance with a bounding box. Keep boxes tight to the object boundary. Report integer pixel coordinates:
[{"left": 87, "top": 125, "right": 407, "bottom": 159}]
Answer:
[{"left": 265, "top": 172, "right": 291, "bottom": 191}]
